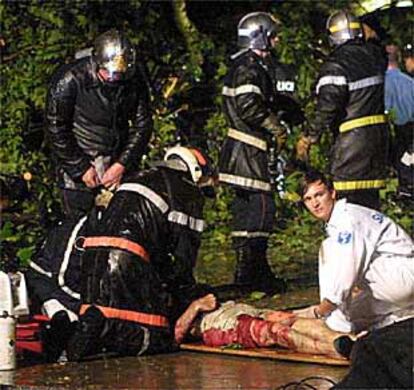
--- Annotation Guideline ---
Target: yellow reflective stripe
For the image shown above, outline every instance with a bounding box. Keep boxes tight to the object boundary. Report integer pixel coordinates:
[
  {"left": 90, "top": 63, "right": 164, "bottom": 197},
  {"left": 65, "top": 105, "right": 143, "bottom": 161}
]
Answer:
[
  {"left": 228, "top": 128, "right": 267, "bottom": 151},
  {"left": 329, "top": 22, "right": 361, "bottom": 33},
  {"left": 339, "top": 115, "right": 387, "bottom": 133},
  {"left": 334, "top": 180, "right": 386, "bottom": 190}
]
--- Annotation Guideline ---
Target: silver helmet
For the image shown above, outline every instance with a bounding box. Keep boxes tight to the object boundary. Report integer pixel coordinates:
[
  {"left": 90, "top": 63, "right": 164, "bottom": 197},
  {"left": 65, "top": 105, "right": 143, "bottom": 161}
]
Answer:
[
  {"left": 326, "top": 10, "right": 363, "bottom": 47},
  {"left": 93, "top": 29, "right": 136, "bottom": 83},
  {"left": 237, "top": 12, "right": 279, "bottom": 51}
]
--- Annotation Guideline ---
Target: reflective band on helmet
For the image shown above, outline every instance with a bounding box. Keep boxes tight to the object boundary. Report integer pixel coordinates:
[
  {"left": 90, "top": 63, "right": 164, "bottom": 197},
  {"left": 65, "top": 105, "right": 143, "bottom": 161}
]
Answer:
[
  {"left": 339, "top": 115, "right": 387, "bottom": 132},
  {"left": 228, "top": 128, "right": 267, "bottom": 151},
  {"left": 334, "top": 180, "right": 386, "bottom": 190},
  {"left": 222, "top": 84, "right": 263, "bottom": 97},
  {"left": 219, "top": 173, "right": 271, "bottom": 191},
  {"left": 80, "top": 304, "right": 169, "bottom": 328},
  {"left": 83, "top": 236, "right": 150, "bottom": 262},
  {"left": 329, "top": 22, "right": 361, "bottom": 33}
]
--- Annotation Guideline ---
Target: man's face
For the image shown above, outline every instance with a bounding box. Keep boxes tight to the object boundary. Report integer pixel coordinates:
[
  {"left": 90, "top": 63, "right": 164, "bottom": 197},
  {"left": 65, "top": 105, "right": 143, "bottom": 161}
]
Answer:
[
  {"left": 303, "top": 180, "right": 336, "bottom": 222},
  {"left": 404, "top": 56, "right": 414, "bottom": 76}
]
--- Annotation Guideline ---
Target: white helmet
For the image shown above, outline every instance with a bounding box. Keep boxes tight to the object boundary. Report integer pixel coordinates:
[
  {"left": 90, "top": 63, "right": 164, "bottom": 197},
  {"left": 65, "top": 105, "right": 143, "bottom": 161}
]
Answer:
[
  {"left": 326, "top": 10, "right": 363, "bottom": 47},
  {"left": 164, "top": 146, "right": 215, "bottom": 184}
]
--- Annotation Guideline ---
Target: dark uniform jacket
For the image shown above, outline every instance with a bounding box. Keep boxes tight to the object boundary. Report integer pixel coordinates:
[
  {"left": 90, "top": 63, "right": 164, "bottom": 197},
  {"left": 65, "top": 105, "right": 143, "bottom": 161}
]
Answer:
[
  {"left": 219, "top": 51, "right": 289, "bottom": 193},
  {"left": 46, "top": 57, "right": 152, "bottom": 189},
  {"left": 309, "top": 40, "right": 389, "bottom": 191},
  {"left": 27, "top": 164, "right": 207, "bottom": 358}
]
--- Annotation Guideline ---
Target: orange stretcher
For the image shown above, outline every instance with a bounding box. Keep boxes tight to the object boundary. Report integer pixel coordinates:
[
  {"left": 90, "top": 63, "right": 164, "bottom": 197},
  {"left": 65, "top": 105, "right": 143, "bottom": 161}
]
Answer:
[{"left": 180, "top": 342, "right": 350, "bottom": 366}]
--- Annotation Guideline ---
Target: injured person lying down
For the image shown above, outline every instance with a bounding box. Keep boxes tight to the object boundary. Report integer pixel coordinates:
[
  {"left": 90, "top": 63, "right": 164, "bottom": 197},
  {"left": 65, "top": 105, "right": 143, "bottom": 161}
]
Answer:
[{"left": 174, "top": 294, "right": 355, "bottom": 359}]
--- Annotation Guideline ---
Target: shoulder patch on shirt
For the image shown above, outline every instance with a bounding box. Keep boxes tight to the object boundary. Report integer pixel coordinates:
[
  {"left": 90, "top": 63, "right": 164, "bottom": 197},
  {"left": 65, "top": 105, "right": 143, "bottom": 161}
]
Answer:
[
  {"left": 337, "top": 231, "right": 352, "bottom": 244},
  {"left": 371, "top": 213, "right": 384, "bottom": 224}
]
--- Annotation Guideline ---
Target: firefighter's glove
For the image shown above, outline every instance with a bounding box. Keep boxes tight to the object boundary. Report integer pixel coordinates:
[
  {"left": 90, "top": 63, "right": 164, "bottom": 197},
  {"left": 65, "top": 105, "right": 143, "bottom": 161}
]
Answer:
[
  {"left": 295, "top": 135, "right": 314, "bottom": 163},
  {"left": 262, "top": 114, "right": 288, "bottom": 153}
]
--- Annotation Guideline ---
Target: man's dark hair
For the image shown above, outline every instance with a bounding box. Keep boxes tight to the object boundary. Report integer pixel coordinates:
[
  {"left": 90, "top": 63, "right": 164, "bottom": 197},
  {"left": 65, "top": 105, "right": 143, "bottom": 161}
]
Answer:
[{"left": 300, "top": 170, "right": 334, "bottom": 198}]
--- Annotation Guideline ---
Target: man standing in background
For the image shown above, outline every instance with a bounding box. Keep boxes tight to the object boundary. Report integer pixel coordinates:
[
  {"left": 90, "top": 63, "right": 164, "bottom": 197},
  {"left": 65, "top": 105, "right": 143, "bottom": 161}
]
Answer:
[
  {"left": 46, "top": 29, "right": 152, "bottom": 219},
  {"left": 296, "top": 10, "right": 389, "bottom": 210}
]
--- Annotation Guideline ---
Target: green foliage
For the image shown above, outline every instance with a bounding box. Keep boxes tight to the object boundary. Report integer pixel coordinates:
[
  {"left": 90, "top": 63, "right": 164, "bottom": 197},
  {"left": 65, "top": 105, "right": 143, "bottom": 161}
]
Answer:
[{"left": 1, "top": 1, "right": 412, "bottom": 275}]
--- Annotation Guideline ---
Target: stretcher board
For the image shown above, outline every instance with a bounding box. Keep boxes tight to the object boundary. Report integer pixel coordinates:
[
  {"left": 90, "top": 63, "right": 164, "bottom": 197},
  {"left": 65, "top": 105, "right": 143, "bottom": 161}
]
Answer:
[{"left": 180, "top": 343, "right": 350, "bottom": 366}]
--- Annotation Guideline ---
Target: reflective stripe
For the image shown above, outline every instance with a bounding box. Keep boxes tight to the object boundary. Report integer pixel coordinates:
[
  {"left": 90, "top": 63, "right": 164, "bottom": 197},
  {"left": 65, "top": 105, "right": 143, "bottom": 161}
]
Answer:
[
  {"left": 339, "top": 114, "right": 387, "bottom": 133},
  {"left": 329, "top": 22, "right": 361, "bottom": 33},
  {"left": 117, "top": 183, "right": 169, "bottom": 214},
  {"left": 83, "top": 236, "right": 150, "bottom": 262},
  {"left": 137, "top": 327, "right": 150, "bottom": 356},
  {"left": 219, "top": 173, "right": 271, "bottom": 192},
  {"left": 80, "top": 304, "right": 169, "bottom": 328},
  {"left": 29, "top": 261, "right": 52, "bottom": 278},
  {"left": 168, "top": 211, "right": 205, "bottom": 232},
  {"left": 315, "top": 76, "right": 347, "bottom": 94},
  {"left": 334, "top": 179, "right": 386, "bottom": 190},
  {"left": 228, "top": 128, "right": 267, "bottom": 151},
  {"left": 231, "top": 231, "right": 270, "bottom": 238},
  {"left": 42, "top": 299, "right": 78, "bottom": 322},
  {"left": 58, "top": 216, "right": 88, "bottom": 300},
  {"left": 348, "top": 75, "right": 383, "bottom": 91},
  {"left": 222, "top": 84, "right": 263, "bottom": 97}
]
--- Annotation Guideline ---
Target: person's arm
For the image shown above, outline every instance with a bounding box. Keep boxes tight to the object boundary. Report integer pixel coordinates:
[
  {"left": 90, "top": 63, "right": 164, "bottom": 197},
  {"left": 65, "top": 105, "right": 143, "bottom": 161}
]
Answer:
[
  {"left": 117, "top": 74, "right": 153, "bottom": 171},
  {"left": 45, "top": 67, "right": 91, "bottom": 180},
  {"left": 174, "top": 294, "right": 217, "bottom": 344},
  {"left": 297, "top": 61, "right": 348, "bottom": 161}
]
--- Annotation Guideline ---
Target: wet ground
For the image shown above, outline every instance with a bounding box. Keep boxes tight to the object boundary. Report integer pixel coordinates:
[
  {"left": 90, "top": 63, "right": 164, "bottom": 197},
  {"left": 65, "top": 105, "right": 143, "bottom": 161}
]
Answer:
[{"left": 8, "top": 350, "right": 347, "bottom": 389}]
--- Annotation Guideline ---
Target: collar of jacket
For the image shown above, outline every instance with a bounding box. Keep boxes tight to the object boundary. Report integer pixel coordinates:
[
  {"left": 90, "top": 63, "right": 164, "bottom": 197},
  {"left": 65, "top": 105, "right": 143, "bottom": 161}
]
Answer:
[
  {"left": 325, "top": 198, "right": 348, "bottom": 234},
  {"left": 83, "top": 58, "right": 102, "bottom": 89}
]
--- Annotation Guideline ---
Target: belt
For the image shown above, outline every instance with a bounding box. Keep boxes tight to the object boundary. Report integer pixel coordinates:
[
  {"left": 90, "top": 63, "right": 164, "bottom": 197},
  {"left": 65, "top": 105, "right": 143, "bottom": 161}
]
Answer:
[
  {"left": 80, "top": 304, "right": 169, "bottom": 328},
  {"left": 82, "top": 236, "right": 150, "bottom": 262},
  {"left": 339, "top": 114, "right": 387, "bottom": 133}
]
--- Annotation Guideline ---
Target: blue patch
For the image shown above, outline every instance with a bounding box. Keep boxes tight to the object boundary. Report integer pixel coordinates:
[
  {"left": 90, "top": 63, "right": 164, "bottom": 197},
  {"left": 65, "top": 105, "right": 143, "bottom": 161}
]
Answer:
[
  {"left": 372, "top": 213, "right": 384, "bottom": 224},
  {"left": 337, "top": 231, "right": 352, "bottom": 244}
]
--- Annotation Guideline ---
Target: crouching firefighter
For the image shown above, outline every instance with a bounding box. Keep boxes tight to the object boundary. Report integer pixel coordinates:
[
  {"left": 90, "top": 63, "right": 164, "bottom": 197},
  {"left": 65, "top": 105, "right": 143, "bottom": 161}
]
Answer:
[
  {"left": 26, "top": 145, "right": 217, "bottom": 361},
  {"left": 219, "top": 12, "right": 291, "bottom": 294}
]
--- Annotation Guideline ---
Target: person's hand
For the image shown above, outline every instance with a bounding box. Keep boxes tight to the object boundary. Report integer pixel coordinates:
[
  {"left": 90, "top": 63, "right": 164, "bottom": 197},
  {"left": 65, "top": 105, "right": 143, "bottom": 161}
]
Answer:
[
  {"left": 101, "top": 162, "right": 125, "bottom": 189},
  {"left": 295, "top": 135, "right": 313, "bottom": 162},
  {"left": 292, "top": 305, "right": 318, "bottom": 319},
  {"left": 194, "top": 294, "right": 217, "bottom": 313},
  {"left": 82, "top": 166, "right": 100, "bottom": 188}
]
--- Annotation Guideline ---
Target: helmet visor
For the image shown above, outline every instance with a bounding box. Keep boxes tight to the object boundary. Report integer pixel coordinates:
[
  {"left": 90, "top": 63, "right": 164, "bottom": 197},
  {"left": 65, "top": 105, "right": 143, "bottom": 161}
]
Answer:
[{"left": 98, "top": 46, "right": 135, "bottom": 82}]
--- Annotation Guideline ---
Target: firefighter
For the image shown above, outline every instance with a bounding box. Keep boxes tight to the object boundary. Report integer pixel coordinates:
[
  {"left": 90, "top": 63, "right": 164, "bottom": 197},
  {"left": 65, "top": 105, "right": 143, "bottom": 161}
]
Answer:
[
  {"left": 296, "top": 10, "right": 390, "bottom": 210},
  {"left": 46, "top": 29, "right": 152, "bottom": 219},
  {"left": 26, "top": 146, "right": 216, "bottom": 361},
  {"left": 219, "top": 12, "right": 291, "bottom": 294}
]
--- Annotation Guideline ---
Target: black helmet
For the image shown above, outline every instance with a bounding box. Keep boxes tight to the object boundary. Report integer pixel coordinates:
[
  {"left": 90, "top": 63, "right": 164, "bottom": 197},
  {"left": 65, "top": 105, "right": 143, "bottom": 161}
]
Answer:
[
  {"left": 326, "top": 10, "right": 363, "bottom": 47},
  {"left": 93, "top": 29, "right": 136, "bottom": 83},
  {"left": 237, "top": 12, "right": 279, "bottom": 51}
]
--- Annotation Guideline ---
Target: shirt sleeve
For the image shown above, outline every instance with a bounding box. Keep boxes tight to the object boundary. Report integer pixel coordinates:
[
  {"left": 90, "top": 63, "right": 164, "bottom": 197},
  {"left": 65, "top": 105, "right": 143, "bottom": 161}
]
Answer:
[{"left": 318, "top": 228, "right": 366, "bottom": 306}]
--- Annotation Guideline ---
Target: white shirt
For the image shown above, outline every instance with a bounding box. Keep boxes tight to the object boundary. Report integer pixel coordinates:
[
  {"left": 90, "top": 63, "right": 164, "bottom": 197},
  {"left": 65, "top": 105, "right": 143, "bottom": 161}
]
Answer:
[{"left": 319, "top": 199, "right": 414, "bottom": 333}]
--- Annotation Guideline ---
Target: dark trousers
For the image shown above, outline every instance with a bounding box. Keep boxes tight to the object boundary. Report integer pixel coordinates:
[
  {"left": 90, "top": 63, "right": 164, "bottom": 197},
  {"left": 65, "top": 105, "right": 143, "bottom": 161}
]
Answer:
[
  {"left": 394, "top": 123, "right": 414, "bottom": 198},
  {"left": 336, "top": 189, "right": 381, "bottom": 211}
]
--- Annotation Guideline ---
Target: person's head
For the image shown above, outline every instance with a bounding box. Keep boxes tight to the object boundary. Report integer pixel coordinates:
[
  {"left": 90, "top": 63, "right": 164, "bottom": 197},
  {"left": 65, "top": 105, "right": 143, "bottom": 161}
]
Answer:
[
  {"left": 300, "top": 171, "right": 336, "bottom": 222},
  {"left": 326, "top": 10, "right": 363, "bottom": 47},
  {"left": 237, "top": 12, "right": 280, "bottom": 55},
  {"left": 164, "top": 145, "right": 217, "bottom": 195},
  {"left": 402, "top": 43, "right": 414, "bottom": 76},
  {"left": 93, "top": 29, "right": 136, "bottom": 84},
  {"left": 359, "top": 13, "right": 387, "bottom": 43},
  {"left": 386, "top": 44, "right": 400, "bottom": 69}
]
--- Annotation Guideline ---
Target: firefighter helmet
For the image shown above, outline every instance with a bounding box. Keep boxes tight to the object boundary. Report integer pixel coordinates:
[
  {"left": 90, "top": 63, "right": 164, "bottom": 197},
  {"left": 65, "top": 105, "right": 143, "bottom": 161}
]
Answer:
[
  {"left": 93, "top": 29, "right": 136, "bottom": 83},
  {"left": 237, "top": 12, "right": 279, "bottom": 51},
  {"left": 326, "top": 10, "right": 363, "bottom": 47},
  {"left": 164, "top": 146, "right": 215, "bottom": 184}
]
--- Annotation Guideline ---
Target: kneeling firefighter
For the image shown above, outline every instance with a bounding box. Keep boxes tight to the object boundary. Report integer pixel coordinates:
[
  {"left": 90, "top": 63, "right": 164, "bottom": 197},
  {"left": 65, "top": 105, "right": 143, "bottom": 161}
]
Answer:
[{"left": 26, "top": 145, "right": 216, "bottom": 361}]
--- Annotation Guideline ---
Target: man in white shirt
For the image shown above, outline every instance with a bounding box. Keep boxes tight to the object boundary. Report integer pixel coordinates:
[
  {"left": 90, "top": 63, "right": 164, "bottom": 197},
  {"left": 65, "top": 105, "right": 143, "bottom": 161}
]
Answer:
[
  {"left": 296, "top": 170, "right": 413, "bottom": 389},
  {"left": 296, "top": 170, "right": 414, "bottom": 332}
]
